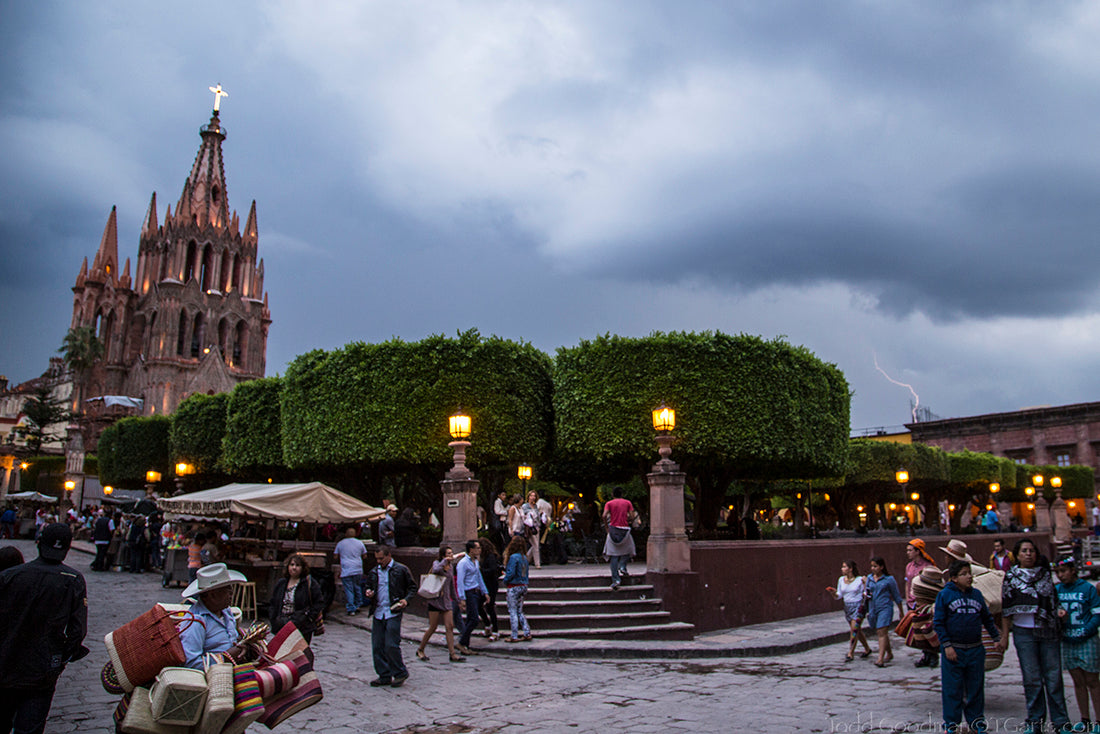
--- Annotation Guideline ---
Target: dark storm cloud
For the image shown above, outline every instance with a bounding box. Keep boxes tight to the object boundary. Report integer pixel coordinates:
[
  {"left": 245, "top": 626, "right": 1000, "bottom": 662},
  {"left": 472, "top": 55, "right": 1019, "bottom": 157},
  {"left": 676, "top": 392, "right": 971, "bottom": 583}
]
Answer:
[{"left": 2, "top": 0, "right": 1099, "bottom": 431}]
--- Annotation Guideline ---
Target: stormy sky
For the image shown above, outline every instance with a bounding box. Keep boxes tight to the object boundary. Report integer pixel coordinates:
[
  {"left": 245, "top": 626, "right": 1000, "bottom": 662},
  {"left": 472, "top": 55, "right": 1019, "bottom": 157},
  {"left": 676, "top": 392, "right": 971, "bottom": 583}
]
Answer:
[{"left": 2, "top": 1, "right": 1099, "bottom": 432}]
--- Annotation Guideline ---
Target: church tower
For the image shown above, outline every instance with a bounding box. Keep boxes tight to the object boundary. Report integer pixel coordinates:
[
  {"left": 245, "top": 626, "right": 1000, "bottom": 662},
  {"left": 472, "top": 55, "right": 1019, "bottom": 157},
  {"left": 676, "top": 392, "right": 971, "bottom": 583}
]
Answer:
[{"left": 70, "top": 94, "right": 271, "bottom": 441}]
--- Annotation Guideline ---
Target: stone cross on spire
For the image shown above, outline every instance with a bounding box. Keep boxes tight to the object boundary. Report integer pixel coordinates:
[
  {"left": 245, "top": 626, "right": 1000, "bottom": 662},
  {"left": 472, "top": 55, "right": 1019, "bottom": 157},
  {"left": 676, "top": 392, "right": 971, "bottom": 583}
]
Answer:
[{"left": 209, "top": 83, "right": 229, "bottom": 112}]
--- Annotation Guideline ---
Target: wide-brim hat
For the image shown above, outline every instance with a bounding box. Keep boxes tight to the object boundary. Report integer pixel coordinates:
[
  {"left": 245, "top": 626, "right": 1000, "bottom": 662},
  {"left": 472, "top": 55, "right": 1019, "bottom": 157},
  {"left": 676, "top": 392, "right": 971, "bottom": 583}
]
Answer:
[
  {"left": 182, "top": 562, "right": 246, "bottom": 599},
  {"left": 386, "top": 504, "right": 398, "bottom": 513},
  {"left": 939, "top": 539, "right": 974, "bottom": 562}
]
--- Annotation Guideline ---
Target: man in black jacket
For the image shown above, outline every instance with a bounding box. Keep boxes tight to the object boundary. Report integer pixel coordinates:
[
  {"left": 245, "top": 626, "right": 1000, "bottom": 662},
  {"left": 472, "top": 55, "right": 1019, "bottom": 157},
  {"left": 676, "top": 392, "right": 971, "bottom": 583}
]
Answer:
[
  {"left": 0, "top": 523, "right": 89, "bottom": 734},
  {"left": 363, "top": 546, "right": 416, "bottom": 688},
  {"left": 91, "top": 510, "right": 113, "bottom": 571}
]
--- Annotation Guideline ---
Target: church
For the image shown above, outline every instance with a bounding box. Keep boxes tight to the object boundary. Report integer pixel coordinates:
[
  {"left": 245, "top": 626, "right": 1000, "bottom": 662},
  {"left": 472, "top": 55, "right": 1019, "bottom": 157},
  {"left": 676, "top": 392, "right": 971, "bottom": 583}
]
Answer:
[{"left": 70, "top": 94, "right": 271, "bottom": 444}]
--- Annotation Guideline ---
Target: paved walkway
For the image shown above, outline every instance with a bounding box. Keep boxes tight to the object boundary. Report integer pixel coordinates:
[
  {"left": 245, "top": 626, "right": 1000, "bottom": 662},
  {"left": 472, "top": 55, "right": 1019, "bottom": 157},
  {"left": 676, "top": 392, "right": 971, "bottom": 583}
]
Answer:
[{"left": 8, "top": 539, "right": 1052, "bottom": 732}]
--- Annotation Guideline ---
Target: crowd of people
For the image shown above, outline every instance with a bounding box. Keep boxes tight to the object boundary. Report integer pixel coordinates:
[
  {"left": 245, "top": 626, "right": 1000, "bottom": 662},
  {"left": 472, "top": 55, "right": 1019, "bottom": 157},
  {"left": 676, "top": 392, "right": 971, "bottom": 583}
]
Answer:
[{"left": 829, "top": 536, "right": 1100, "bottom": 733}]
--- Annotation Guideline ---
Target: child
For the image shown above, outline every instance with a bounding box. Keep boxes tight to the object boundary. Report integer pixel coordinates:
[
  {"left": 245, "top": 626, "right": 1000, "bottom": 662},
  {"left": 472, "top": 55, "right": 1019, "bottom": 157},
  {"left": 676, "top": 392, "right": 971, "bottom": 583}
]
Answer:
[
  {"left": 1054, "top": 557, "right": 1100, "bottom": 732},
  {"left": 933, "top": 558, "right": 1001, "bottom": 733}
]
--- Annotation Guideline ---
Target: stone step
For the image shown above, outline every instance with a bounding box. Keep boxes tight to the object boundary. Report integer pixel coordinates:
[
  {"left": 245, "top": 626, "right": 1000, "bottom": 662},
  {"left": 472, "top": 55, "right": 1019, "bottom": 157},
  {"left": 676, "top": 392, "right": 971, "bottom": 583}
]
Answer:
[
  {"left": 526, "top": 573, "right": 644, "bottom": 589},
  {"left": 423, "top": 621, "right": 695, "bottom": 642},
  {"left": 519, "top": 611, "right": 672, "bottom": 630},
  {"left": 518, "top": 585, "right": 655, "bottom": 602},
  {"left": 495, "top": 598, "right": 662, "bottom": 615}
]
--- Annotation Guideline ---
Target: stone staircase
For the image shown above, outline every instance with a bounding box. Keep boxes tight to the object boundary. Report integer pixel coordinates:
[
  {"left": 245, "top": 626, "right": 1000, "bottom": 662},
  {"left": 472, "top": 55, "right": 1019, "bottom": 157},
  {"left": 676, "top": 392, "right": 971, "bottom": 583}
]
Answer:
[{"left": 491, "top": 570, "right": 694, "bottom": 641}]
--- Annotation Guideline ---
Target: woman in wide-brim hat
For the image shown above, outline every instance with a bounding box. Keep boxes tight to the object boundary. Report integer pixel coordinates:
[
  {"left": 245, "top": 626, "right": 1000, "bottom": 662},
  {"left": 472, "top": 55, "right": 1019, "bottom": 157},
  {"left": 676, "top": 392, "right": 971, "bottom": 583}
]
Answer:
[{"left": 178, "top": 562, "right": 248, "bottom": 668}]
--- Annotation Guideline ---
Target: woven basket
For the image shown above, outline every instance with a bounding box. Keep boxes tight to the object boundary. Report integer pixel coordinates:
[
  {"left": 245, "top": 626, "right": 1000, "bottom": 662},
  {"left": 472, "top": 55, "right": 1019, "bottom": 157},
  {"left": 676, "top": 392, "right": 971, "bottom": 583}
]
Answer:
[
  {"left": 149, "top": 666, "right": 208, "bottom": 726},
  {"left": 196, "top": 660, "right": 235, "bottom": 734},
  {"left": 105, "top": 605, "right": 190, "bottom": 692},
  {"left": 119, "top": 687, "right": 192, "bottom": 734}
]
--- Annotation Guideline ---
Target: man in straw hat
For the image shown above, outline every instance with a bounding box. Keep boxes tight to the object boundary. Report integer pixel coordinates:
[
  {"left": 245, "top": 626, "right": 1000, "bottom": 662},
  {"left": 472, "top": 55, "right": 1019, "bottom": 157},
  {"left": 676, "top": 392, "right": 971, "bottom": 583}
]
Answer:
[
  {"left": 178, "top": 562, "right": 248, "bottom": 668},
  {"left": 906, "top": 538, "right": 940, "bottom": 668},
  {"left": 0, "top": 523, "right": 89, "bottom": 734}
]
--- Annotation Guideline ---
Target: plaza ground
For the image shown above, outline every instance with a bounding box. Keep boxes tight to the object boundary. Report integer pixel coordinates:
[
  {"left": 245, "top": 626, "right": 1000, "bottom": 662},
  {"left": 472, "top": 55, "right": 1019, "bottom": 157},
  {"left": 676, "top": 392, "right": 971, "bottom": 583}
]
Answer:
[{"left": 6, "top": 539, "right": 1060, "bottom": 733}]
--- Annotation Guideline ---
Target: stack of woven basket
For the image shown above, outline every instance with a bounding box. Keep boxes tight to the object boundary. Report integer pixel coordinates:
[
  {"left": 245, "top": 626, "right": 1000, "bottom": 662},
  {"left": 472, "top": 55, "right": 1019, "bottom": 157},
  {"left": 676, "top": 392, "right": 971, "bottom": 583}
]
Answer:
[{"left": 904, "top": 564, "right": 1005, "bottom": 671}]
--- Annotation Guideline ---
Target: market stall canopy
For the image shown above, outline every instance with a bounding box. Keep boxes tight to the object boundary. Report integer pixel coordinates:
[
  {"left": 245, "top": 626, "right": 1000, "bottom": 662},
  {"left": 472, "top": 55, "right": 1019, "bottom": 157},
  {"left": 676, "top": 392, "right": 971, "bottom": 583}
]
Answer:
[
  {"left": 6, "top": 491, "right": 59, "bottom": 503},
  {"left": 156, "top": 483, "right": 386, "bottom": 523}
]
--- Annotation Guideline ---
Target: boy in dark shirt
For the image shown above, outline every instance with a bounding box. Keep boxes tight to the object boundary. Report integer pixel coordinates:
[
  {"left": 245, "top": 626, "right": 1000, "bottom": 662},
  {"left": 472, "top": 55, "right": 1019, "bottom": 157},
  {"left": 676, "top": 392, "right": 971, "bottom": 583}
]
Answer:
[{"left": 933, "top": 558, "right": 1001, "bottom": 733}]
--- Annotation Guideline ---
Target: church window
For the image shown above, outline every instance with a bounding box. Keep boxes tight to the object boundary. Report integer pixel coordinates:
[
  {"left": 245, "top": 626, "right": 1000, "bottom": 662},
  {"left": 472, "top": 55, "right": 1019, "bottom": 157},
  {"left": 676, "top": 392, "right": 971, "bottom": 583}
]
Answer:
[
  {"left": 184, "top": 241, "right": 197, "bottom": 282},
  {"left": 200, "top": 245, "right": 214, "bottom": 291},
  {"left": 190, "top": 313, "right": 205, "bottom": 358},
  {"left": 176, "top": 310, "right": 187, "bottom": 356},
  {"left": 233, "top": 321, "right": 246, "bottom": 367}
]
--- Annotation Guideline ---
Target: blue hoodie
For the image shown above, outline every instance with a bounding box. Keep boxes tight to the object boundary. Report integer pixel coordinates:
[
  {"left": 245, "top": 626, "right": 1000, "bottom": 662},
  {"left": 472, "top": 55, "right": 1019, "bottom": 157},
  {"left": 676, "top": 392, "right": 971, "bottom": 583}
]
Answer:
[
  {"left": 933, "top": 580, "right": 1000, "bottom": 649},
  {"left": 1056, "top": 578, "right": 1100, "bottom": 641}
]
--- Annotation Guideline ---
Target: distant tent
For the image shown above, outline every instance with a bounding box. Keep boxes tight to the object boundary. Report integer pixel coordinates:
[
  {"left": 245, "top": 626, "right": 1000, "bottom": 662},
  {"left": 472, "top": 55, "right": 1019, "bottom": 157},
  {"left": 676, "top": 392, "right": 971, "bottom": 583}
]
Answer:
[
  {"left": 157, "top": 482, "right": 386, "bottom": 523},
  {"left": 5, "top": 491, "right": 59, "bottom": 503}
]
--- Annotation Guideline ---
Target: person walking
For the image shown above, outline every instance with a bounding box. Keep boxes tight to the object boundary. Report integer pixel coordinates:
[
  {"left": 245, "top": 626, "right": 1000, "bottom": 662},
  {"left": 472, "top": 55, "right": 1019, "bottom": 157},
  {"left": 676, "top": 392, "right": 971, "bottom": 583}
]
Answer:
[
  {"left": 0, "top": 523, "right": 89, "bottom": 734},
  {"left": 127, "top": 514, "right": 147, "bottom": 573},
  {"left": 933, "top": 558, "right": 1001, "bottom": 733},
  {"left": 268, "top": 553, "right": 325, "bottom": 643},
  {"left": 905, "top": 538, "right": 939, "bottom": 668},
  {"left": 999, "top": 538, "right": 1071, "bottom": 732},
  {"left": 1054, "top": 556, "right": 1100, "bottom": 731},
  {"left": 477, "top": 537, "right": 502, "bottom": 641},
  {"left": 602, "top": 487, "right": 636, "bottom": 590},
  {"left": 826, "top": 559, "right": 872, "bottom": 661},
  {"left": 378, "top": 505, "right": 397, "bottom": 548},
  {"left": 506, "top": 494, "right": 525, "bottom": 541},
  {"left": 364, "top": 546, "right": 416, "bottom": 688},
  {"left": 415, "top": 546, "right": 465, "bottom": 663},
  {"left": 522, "top": 491, "right": 543, "bottom": 568},
  {"left": 989, "top": 539, "right": 1015, "bottom": 572},
  {"left": 455, "top": 539, "right": 488, "bottom": 656},
  {"left": 334, "top": 527, "right": 367, "bottom": 615},
  {"left": 859, "top": 556, "right": 904, "bottom": 668},
  {"left": 90, "top": 509, "right": 113, "bottom": 572},
  {"left": 502, "top": 535, "right": 532, "bottom": 642}
]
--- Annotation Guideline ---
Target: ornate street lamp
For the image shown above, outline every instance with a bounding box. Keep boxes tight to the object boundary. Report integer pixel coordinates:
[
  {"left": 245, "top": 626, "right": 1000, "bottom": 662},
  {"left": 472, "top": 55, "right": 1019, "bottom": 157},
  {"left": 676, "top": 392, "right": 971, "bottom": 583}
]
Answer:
[
  {"left": 64, "top": 480, "right": 76, "bottom": 493},
  {"left": 652, "top": 404, "right": 676, "bottom": 467},
  {"left": 1051, "top": 476, "right": 1062, "bottom": 489},
  {"left": 1033, "top": 474, "right": 1044, "bottom": 488},
  {"left": 103, "top": 485, "right": 114, "bottom": 496},
  {"left": 447, "top": 410, "right": 473, "bottom": 478},
  {"left": 146, "top": 470, "right": 162, "bottom": 484},
  {"left": 895, "top": 468, "right": 909, "bottom": 485},
  {"left": 517, "top": 464, "right": 532, "bottom": 497}
]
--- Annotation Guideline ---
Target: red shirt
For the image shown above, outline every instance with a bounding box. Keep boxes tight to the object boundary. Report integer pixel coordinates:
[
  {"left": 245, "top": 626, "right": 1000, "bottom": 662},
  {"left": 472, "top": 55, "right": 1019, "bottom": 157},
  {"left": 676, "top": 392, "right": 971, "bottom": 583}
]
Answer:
[{"left": 605, "top": 498, "right": 634, "bottom": 528}]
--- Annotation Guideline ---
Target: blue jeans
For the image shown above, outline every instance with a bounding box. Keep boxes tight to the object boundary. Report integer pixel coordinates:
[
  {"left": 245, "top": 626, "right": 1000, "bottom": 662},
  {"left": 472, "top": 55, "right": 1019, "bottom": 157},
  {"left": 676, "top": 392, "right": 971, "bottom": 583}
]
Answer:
[
  {"left": 941, "top": 645, "right": 987, "bottom": 732},
  {"left": 371, "top": 615, "right": 406, "bottom": 681},
  {"left": 1012, "top": 626, "right": 1069, "bottom": 727},
  {"left": 609, "top": 555, "right": 628, "bottom": 584},
  {"left": 341, "top": 574, "right": 363, "bottom": 613},
  {"left": 459, "top": 589, "right": 483, "bottom": 647},
  {"left": 506, "top": 585, "right": 530, "bottom": 639}
]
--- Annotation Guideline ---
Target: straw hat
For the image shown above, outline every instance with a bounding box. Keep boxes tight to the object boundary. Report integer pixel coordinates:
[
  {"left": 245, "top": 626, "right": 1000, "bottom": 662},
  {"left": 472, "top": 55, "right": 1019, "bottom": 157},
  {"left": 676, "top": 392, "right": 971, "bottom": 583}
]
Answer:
[
  {"left": 939, "top": 539, "right": 974, "bottom": 562},
  {"left": 182, "top": 562, "right": 247, "bottom": 599}
]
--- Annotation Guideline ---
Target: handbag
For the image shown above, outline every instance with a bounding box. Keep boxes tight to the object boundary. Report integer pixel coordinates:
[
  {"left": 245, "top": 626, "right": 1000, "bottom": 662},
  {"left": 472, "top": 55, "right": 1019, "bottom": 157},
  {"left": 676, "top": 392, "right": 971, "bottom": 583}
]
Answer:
[
  {"left": 305, "top": 578, "right": 325, "bottom": 636},
  {"left": 196, "top": 655, "right": 235, "bottom": 734},
  {"left": 418, "top": 573, "right": 445, "bottom": 599},
  {"left": 894, "top": 610, "right": 917, "bottom": 638},
  {"left": 148, "top": 666, "right": 208, "bottom": 726},
  {"left": 105, "top": 605, "right": 198, "bottom": 692}
]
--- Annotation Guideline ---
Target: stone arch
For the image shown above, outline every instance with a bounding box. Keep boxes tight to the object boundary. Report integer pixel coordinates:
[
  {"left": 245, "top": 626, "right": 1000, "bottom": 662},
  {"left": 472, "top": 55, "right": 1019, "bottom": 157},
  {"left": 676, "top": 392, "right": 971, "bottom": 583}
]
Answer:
[{"left": 190, "top": 312, "right": 205, "bottom": 358}]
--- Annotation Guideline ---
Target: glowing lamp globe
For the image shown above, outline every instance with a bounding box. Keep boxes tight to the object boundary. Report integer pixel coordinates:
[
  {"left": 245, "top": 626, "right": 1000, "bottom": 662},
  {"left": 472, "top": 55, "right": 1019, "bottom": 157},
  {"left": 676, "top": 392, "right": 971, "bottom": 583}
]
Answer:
[
  {"left": 895, "top": 469, "right": 909, "bottom": 485},
  {"left": 103, "top": 485, "right": 114, "bottom": 496},
  {"left": 449, "top": 412, "right": 471, "bottom": 440},
  {"left": 517, "top": 465, "right": 532, "bottom": 481},
  {"left": 1051, "top": 476, "right": 1062, "bottom": 489},
  {"left": 652, "top": 404, "right": 675, "bottom": 432},
  {"left": 989, "top": 483, "right": 999, "bottom": 493}
]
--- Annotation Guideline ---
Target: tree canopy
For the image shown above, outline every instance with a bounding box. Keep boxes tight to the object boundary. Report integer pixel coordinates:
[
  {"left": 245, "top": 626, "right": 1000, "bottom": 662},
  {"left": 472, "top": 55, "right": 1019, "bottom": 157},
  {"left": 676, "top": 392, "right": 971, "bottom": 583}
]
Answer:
[{"left": 551, "top": 332, "right": 851, "bottom": 528}]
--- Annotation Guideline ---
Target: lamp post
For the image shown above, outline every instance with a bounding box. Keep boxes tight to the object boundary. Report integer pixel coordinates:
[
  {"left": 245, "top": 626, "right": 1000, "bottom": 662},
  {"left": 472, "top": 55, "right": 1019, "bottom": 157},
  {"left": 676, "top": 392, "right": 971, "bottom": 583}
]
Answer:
[
  {"left": 895, "top": 468, "right": 911, "bottom": 532},
  {"left": 174, "top": 462, "right": 193, "bottom": 495},
  {"left": 146, "top": 470, "right": 162, "bottom": 498},
  {"left": 1049, "top": 474, "right": 1070, "bottom": 541},
  {"left": 440, "top": 409, "right": 479, "bottom": 547},
  {"left": 518, "top": 464, "right": 532, "bottom": 498},
  {"left": 646, "top": 403, "right": 691, "bottom": 574}
]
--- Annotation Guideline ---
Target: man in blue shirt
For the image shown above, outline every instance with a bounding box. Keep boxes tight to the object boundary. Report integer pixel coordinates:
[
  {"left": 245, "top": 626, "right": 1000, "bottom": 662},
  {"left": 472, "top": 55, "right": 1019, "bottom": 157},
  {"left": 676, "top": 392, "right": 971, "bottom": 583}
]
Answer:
[
  {"left": 364, "top": 546, "right": 415, "bottom": 687},
  {"left": 178, "top": 563, "right": 247, "bottom": 668},
  {"left": 456, "top": 539, "right": 489, "bottom": 656}
]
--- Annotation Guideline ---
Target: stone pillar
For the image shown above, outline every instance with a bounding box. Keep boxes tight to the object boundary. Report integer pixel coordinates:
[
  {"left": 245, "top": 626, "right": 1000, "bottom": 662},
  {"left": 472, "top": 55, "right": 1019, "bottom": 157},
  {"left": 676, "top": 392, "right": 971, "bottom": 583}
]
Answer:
[
  {"left": 0, "top": 455, "right": 13, "bottom": 502},
  {"left": 64, "top": 425, "right": 86, "bottom": 513},
  {"left": 1051, "top": 487, "right": 1071, "bottom": 543},
  {"left": 1035, "top": 497, "right": 1053, "bottom": 534},
  {"left": 440, "top": 440, "right": 479, "bottom": 548},
  {"left": 646, "top": 436, "right": 691, "bottom": 574}
]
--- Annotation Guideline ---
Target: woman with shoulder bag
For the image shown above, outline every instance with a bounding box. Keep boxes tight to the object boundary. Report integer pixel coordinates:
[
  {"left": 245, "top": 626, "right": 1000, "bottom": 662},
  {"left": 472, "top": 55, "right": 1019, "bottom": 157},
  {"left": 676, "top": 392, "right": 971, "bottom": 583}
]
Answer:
[
  {"left": 415, "top": 545, "right": 465, "bottom": 662},
  {"left": 268, "top": 553, "right": 325, "bottom": 642}
]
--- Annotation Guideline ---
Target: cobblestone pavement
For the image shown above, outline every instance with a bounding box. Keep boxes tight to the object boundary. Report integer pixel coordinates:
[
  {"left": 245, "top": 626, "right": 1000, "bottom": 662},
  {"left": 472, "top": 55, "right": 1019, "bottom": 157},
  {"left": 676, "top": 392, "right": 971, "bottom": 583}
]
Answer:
[{"left": 7, "top": 539, "right": 1054, "bottom": 733}]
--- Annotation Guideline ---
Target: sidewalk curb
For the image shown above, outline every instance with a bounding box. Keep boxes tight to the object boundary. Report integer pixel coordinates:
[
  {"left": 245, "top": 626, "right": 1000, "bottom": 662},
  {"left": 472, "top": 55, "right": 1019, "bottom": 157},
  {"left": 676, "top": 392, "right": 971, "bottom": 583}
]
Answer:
[{"left": 328, "top": 612, "right": 850, "bottom": 660}]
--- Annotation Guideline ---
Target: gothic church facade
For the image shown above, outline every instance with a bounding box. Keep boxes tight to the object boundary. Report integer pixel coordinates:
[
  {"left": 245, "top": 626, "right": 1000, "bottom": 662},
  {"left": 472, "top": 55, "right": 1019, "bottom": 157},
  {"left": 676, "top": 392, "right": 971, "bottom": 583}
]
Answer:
[{"left": 70, "top": 108, "right": 271, "bottom": 436}]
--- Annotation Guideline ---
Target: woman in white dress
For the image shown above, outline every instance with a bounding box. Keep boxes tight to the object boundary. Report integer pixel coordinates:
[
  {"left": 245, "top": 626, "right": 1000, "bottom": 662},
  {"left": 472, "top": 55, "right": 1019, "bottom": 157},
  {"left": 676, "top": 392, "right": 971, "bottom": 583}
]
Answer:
[{"left": 827, "top": 559, "right": 873, "bottom": 661}]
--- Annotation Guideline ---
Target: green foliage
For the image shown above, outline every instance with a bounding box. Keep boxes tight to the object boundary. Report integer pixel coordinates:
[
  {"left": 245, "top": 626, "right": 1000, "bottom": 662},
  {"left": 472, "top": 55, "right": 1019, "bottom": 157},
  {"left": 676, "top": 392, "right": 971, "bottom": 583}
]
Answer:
[
  {"left": 169, "top": 393, "right": 229, "bottom": 472},
  {"left": 222, "top": 378, "right": 285, "bottom": 474},
  {"left": 1012, "top": 464, "right": 1095, "bottom": 501},
  {"left": 58, "top": 326, "right": 104, "bottom": 373},
  {"left": 97, "top": 415, "right": 171, "bottom": 487},
  {"left": 551, "top": 332, "right": 850, "bottom": 528},
  {"left": 948, "top": 450, "right": 1001, "bottom": 485},
  {"left": 845, "top": 440, "right": 948, "bottom": 485},
  {"left": 22, "top": 383, "right": 70, "bottom": 452},
  {"left": 280, "top": 330, "right": 553, "bottom": 470},
  {"left": 18, "top": 456, "right": 67, "bottom": 496}
]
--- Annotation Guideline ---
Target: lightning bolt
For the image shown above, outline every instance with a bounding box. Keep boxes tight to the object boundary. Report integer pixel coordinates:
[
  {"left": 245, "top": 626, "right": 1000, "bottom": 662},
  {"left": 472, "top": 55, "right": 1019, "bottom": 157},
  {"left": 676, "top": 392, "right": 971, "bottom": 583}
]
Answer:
[{"left": 873, "top": 352, "right": 919, "bottom": 423}]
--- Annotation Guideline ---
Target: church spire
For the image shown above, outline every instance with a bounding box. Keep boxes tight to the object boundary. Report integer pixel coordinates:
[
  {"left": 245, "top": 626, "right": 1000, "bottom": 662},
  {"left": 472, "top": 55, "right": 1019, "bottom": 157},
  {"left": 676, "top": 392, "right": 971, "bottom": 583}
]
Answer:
[
  {"left": 141, "top": 192, "right": 158, "bottom": 238},
  {"left": 175, "top": 108, "right": 229, "bottom": 230},
  {"left": 89, "top": 206, "right": 119, "bottom": 284}
]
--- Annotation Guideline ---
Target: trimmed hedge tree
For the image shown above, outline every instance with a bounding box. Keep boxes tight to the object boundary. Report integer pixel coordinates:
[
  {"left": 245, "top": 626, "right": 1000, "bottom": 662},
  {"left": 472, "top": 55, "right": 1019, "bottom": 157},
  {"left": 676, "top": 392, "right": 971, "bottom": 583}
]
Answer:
[
  {"left": 552, "top": 332, "right": 851, "bottom": 529},
  {"left": 279, "top": 330, "right": 554, "bottom": 508},
  {"left": 222, "top": 377, "right": 286, "bottom": 478},
  {"left": 169, "top": 393, "right": 229, "bottom": 474},
  {"left": 97, "top": 415, "right": 171, "bottom": 488}
]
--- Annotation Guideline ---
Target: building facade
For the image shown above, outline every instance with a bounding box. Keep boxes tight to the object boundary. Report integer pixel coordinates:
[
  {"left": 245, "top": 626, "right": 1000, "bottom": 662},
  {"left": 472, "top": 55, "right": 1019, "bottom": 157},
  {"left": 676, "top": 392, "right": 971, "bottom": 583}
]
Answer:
[
  {"left": 907, "top": 401, "right": 1100, "bottom": 492},
  {"left": 70, "top": 108, "right": 271, "bottom": 445}
]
